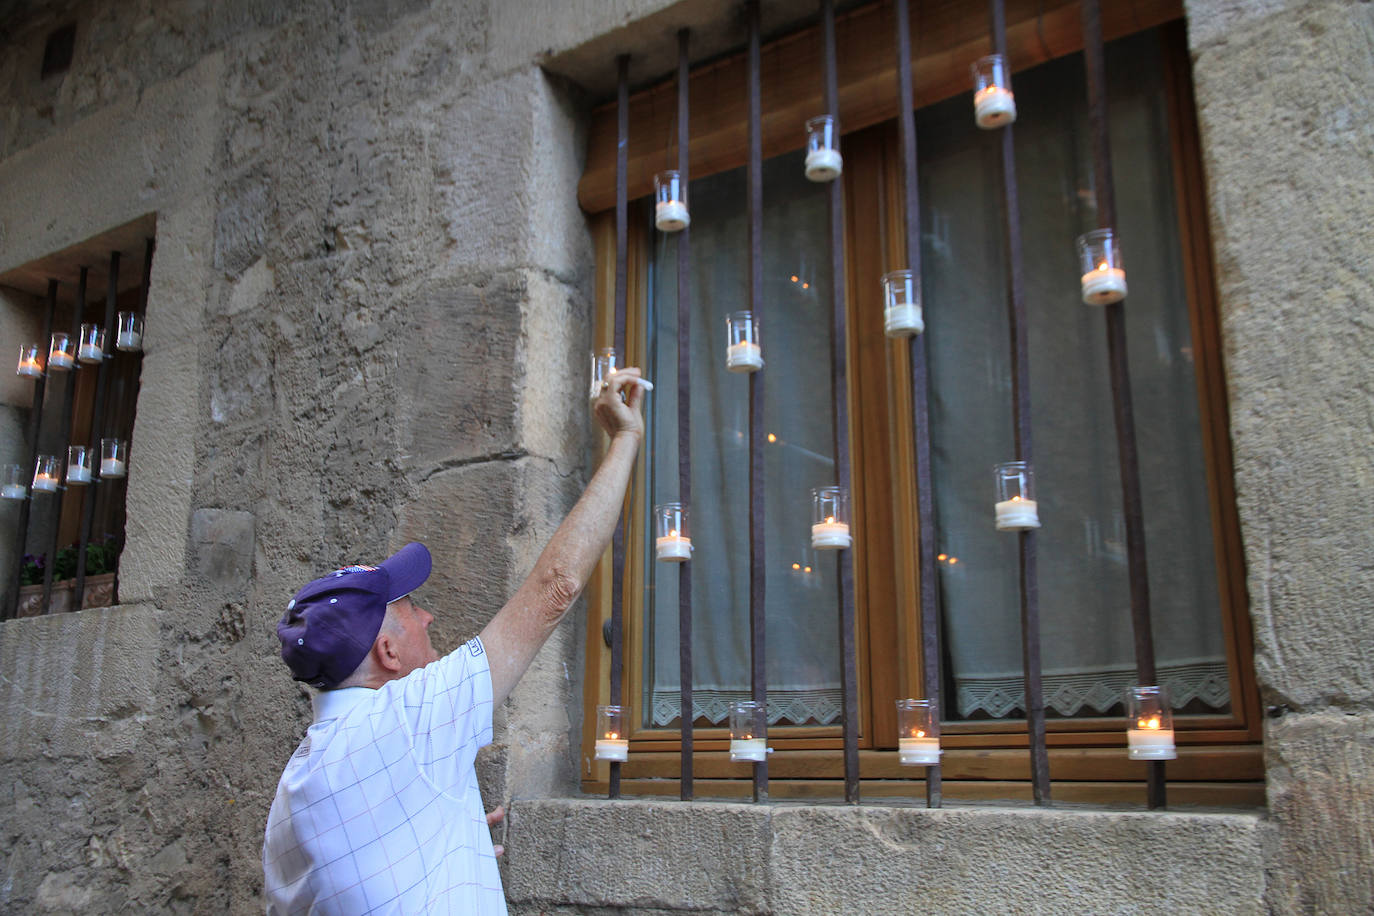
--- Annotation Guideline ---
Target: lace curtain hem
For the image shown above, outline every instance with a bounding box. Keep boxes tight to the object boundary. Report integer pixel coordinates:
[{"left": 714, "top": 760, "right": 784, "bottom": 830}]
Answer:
[
  {"left": 651, "top": 688, "right": 843, "bottom": 726},
  {"left": 956, "top": 659, "right": 1230, "bottom": 718}
]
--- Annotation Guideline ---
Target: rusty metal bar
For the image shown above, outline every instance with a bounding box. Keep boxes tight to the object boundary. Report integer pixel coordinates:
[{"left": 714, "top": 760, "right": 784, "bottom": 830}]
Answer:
[
  {"left": 1080, "top": 0, "right": 1165, "bottom": 810},
  {"left": 7, "top": 280, "right": 58, "bottom": 620},
  {"left": 675, "top": 27, "right": 695, "bottom": 802},
  {"left": 609, "top": 53, "right": 630, "bottom": 800},
  {"left": 74, "top": 251, "right": 120, "bottom": 608},
  {"left": 991, "top": 0, "right": 1051, "bottom": 805},
  {"left": 746, "top": 0, "right": 768, "bottom": 804},
  {"left": 41, "top": 269, "right": 87, "bottom": 612},
  {"left": 820, "top": 0, "right": 860, "bottom": 806},
  {"left": 894, "top": 0, "right": 942, "bottom": 808}
]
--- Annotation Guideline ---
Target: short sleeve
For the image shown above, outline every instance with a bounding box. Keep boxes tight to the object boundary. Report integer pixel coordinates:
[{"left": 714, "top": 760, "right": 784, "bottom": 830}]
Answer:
[{"left": 387, "top": 636, "right": 493, "bottom": 797}]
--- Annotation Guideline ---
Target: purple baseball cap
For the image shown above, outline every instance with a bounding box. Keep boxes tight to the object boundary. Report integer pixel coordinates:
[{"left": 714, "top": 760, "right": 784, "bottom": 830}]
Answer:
[{"left": 277, "top": 542, "right": 432, "bottom": 689}]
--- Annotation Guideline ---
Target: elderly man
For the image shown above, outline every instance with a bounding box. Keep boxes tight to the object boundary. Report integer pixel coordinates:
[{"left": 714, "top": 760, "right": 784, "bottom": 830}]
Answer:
[{"left": 262, "top": 368, "right": 646, "bottom": 914}]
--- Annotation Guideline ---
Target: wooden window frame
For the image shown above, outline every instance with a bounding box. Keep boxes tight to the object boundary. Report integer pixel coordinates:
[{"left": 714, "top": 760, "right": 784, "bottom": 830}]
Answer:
[{"left": 580, "top": 4, "right": 1260, "bottom": 805}]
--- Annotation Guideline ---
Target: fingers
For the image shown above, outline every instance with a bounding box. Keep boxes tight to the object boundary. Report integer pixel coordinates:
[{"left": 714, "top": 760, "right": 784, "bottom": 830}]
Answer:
[
  {"left": 493, "top": 843, "right": 505, "bottom": 858},
  {"left": 485, "top": 804, "right": 505, "bottom": 827}
]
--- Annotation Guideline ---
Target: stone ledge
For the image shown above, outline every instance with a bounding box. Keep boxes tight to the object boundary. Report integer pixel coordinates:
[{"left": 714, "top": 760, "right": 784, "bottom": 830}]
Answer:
[
  {"left": 505, "top": 797, "right": 1267, "bottom": 915},
  {"left": 0, "top": 603, "right": 159, "bottom": 760}
]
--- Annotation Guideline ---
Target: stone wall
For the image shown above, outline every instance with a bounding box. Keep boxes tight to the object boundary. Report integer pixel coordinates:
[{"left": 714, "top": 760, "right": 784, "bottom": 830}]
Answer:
[{"left": 0, "top": 0, "right": 1368, "bottom": 913}]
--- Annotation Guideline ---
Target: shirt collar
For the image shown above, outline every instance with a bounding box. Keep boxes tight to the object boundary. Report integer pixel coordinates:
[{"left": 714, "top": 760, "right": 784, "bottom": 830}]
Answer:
[{"left": 312, "top": 686, "right": 373, "bottom": 723}]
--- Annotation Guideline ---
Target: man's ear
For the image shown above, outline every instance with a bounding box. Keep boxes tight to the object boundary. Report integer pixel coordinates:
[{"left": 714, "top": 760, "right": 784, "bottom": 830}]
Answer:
[{"left": 373, "top": 631, "right": 403, "bottom": 674}]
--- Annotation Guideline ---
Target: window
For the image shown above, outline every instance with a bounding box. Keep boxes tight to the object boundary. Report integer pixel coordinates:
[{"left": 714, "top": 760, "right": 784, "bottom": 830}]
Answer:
[
  {"left": 2, "top": 217, "right": 152, "bottom": 618},
  {"left": 582, "top": 8, "right": 1259, "bottom": 803}
]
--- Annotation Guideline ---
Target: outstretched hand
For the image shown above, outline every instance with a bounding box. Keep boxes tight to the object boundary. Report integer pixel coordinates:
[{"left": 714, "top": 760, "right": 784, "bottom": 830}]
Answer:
[
  {"left": 487, "top": 804, "right": 505, "bottom": 858},
  {"left": 593, "top": 367, "right": 646, "bottom": 441}
]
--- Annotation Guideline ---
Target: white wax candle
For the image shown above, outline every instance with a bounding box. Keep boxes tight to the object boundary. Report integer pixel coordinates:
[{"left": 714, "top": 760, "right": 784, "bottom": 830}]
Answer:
[
  {"left": 1127, "top": 727, "right": 1177, "bottom": 760},
  {"left": 67, "top": 465, "right": 92, "bottom": 484},
  {"left": 594, "top": 738, "right": 629, "bottom": 762},
  {"left": 811, "top": 519, "right": 852, "bottom": 550},
  {"left": 78, "top": 344, "right": 103, "bottom": 364},
  {"left": 730, "top": 737, "right": 767, "bottom": 762},
  {"left": 726, "top": 341, "right": 763, "bottom": 373},
  {"left": 655, "top": 534, "right": 692, "bottom": 562},
  {"left": 100, "top": 459, "right": 127, "bottom": 478},
  {"left": 655, "top": 200, "right": 690, "bottom": 232},
  {"left": 1081, "top": 266, "right": 1128, "bottom": 305},
  {"left": 898, "top": 737, "right": 941, "bottom": 766},
  {"left": 116, "top": 331, "right": 142, "bottom": 351},
  {"left": 974, "top": 86, "right": 1017, "bottom": 129},
  {"left": 884, "top": 303, "right": 924, "bottom": 337},
  {"left": 995, "top": 498, "right": 1040, "bottom": 530},
  {"left": 49, "top": 351, "right": 74, "bottom": 370},
  {"left": 32, "top": 474, "right": 59, "bottom": 492},
  {"left": 17, "top": 358, "right": 43, "bottom": 378},
  {"left": 804, "top": 147, "right": 843, "bottom": 182},
  {"left": 1, "top": 484, "right": 27, "bottom": 499}
]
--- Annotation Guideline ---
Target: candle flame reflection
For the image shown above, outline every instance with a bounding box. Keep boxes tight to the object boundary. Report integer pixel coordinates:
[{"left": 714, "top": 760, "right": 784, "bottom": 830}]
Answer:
[{"left": 1136, "top": 715, "right": 1162, "bottom": 730}]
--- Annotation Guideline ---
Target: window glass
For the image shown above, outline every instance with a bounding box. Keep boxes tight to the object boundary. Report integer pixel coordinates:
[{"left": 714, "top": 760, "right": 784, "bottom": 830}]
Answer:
[
  {"left": 643, "top": 149, "right": 841, "bottom": 728},
  {"left": 919, "top": 30, "right": 1228, "bottom": 720}
]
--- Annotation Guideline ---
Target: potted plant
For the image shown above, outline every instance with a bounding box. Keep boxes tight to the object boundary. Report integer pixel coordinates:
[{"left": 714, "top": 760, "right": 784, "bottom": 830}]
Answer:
[{"left": 16, "top": 538, "right": 119, "bottom": 617}]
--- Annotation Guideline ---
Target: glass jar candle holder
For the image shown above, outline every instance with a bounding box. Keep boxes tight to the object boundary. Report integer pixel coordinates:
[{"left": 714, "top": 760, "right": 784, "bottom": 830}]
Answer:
[
  {"left": 116, "top": 311, "right": 144, "bottom": 351},
  {"left": 2, "top": 464, "right": 27, "bottom": 500},
  {"left": 972, "top": 54, "right": 1017, "bottom": 129},
  {"left": 654, "top": 502, "right": 692, "bottom": 562},
  {"left": 994, "top": 461, "right": 1040, "bottom": 530},
  {"left": 66, "top": 445, "right": 94, "bottom": 485},
  {"left": 725, "top": 311, "right": 763, "bottom": 373},
  {"left": 804, "top": 114, "right": 843, "bottom": 182},
  {"left": 895, "top": 698, "right": 941, "bottom": 765},
  {"left": 654, "top": 170, "right": 690, "bottom": 233},
  {"left": 811, "top": 485, "right": 852, "bottom": 550},
  {"left": 1077, "top": 229, "right": 1128, "bottom": 305},
  {"left": 48, "top": 333, "right": 76, "bottom": 371},
  {"left": 729, "top": 700, "right": 768, "bottom": 762},
  {"left": 589, "top": 347, "right": 618, "bottom": 401},
  {"left": 593, "top": 704, "right": 630, "bottom": 761},
  {"left": 882, "top": 269, "right": 924, "bottom": 337},
  {"left": 16, "top": 343, "right": 44, "bottom": 378},
  {"left": 100, "top": 438, "right": 128, "bottom": 478},
  {"left": 32, "top": 455, "right": 61, "bottom": 493},
  {"left": 1126, "top": 685, "right": 1177, "bottom": 760},
  {"left": 78, "top": 324, "right": 106, "bottom": 364}
]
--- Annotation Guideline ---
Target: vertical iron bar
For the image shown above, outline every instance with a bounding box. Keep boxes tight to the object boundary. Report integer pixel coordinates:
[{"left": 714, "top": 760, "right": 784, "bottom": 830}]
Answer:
[
  {"left": 609, "top": 53, "right": 630, "bottom": 800},
  {"left": 75, "top": 252, "right": 119, "bottom": 608},
  {"left": 42, "top": 269, "right": 87, "bottom": 611},
  {"left": 894, "top": 0, "right": 942, "bottom": 808},
  {"left": 675, "top": 27, "right": 695, "bottom": 802},
  {"left": 821, "top": 0, "right": 860, "bottom": 805},
  {"left": 746, "top": 0, "right": 768, "bottom": 804},
  {"left": 1080, "top": 0, "right": 1165, "bottom": 809},
  {"left": 991, "top": 0, "right": 1051, "bottom": 805},
  {"left": 8, "top": 281, "right": 58, "bottom": 620}
]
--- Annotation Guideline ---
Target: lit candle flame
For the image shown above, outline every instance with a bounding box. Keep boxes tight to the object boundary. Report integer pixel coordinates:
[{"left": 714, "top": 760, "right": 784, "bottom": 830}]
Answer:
[
  {"left": 792, "top": 562, "right": 801, "bottom": 570},
  {"left": 1096, "top": 261, "right": 1110, "bottom": 273},
  {"left": 825, "top": 516, "right": 835, "bottom": 524},
  {"left": 1010, "top": 495, "right": 1021, "bottom": 502},
  {"left": 1136, "top": 715, "right": 1161, "bottom": 730},
  {"left": 803, "top": 566, "right": 812, "bottom": 573},
  {"left": 605, "top": 732, "right": 619, "bottom": 740},
  {"left": 669, "top": 529, "right": 677, "bottom": 538},
  {"left": 914, "top": 729, "right": 926, "bottom": 738}
]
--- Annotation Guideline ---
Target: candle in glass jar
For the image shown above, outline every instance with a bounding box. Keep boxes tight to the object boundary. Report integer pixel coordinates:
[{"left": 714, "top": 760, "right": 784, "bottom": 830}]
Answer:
[
  {"left": 67, "top": 463, "right": 92, "bottom": 484},
  {"left": 1127, "top": 716, "right": 1177, "bottom": 760},
  {"left": 655, "top": 531, "right": 692, "bottom": 562},
  {"left": 48, "top": 349, "right": 74, "bottom": 370},
  {"left": 898, "top": 735, "right": 941, "bottom": 765},
  {"left": 78, "top": 342, "right": 103, "bottom": 363},
  {"left": 1, "top": 484, "right": 25, "bottom": 499},
  {"left": 1081, "top": 263, "right": 1128, "bottom": 305},
  {"left": 730, "top": 737, "right": 767, "bottom": 762},
  {"left": 655, "top": 200, "right": 690, "bottom": 232},
  {"left": 726, "top": 341, "right": 763, "bottom": 373},
  {"left": 805, "top": 147, "right": 843, "bottom": 182},
  {"left": 974, "top": 86, "right": 1017, "bottom": 129},
  {"left": 994, "top": 495, "right": 1040, "bottom": 530},
  {"left": 32, "top": 472, "right": 59, "bottom": 492},
  {"left": 117, "top": 329, "right": 142, "bottom": 350},
  {"left": 17, "top": 355, "right": 43, "bottom": 377},
  {"left": 101, "top": 458, "right": 127, "bottom": 478},
  {"left": 811, "top": 516, "right": 852, "bottom": 550},
  {"left": 594, "top": 734, "right": 629, "bottom": 762}
]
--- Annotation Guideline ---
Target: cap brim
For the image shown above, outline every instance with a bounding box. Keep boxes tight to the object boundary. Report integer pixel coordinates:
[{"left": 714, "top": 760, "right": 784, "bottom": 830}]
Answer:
[{"left": 379, "top": 542, "right": 432, "bottom": 602}]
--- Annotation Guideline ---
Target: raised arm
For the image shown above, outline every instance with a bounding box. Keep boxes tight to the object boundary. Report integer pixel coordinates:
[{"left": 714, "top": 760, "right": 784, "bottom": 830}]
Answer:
[{"left": 478, "top": 368, "right": 645, "bottom": 706}]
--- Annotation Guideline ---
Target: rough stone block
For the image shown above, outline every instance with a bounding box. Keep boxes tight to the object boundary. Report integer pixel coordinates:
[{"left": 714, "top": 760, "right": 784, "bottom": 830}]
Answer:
[
  {"left": 0, "top": 604, "right": 158, "bottom": 760},
  {"left": 1264, "top": 710, "right": 1374, "bottom": 914},
  {"left": 190, "top": 508, "right": 256, "bottom": 589},
  {"left": 503, "top": 799, "right": 772, "bottom": 912},
  {"left": 519, "top": 269, "right": 593, "bottom": 467}
]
